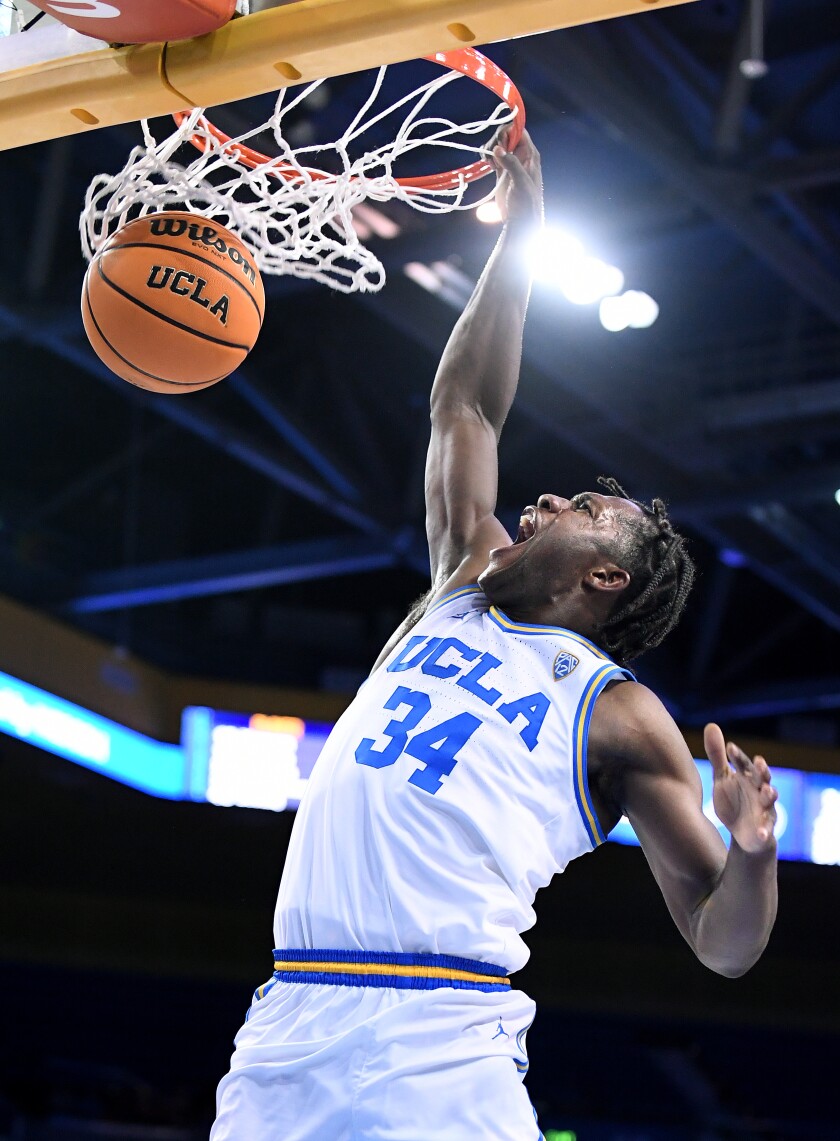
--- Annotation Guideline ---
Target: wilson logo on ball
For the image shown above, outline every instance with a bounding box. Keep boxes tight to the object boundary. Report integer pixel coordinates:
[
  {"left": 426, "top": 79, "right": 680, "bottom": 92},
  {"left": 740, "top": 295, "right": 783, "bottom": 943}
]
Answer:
[
  {"left": 149, "top": 217, "right": 258, "bottom": 285},
  {"left": 146, "top": 266, "right": 230, "bottom": 325}
]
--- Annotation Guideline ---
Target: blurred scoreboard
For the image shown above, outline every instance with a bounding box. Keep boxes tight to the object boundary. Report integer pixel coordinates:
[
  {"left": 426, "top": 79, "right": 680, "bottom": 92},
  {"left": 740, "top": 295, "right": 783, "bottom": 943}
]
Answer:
[
  {"left": 1, "top": 665, "right": 839, "bottom": 864},
  {"left": 610, "top": 759, "right": 840, "bottom": 863},
  {"left": 181, "top": 706, "right": 332, "bottom": 812},
  {"left": 182, "top": 705, "right": 840, "bottom": 864}
]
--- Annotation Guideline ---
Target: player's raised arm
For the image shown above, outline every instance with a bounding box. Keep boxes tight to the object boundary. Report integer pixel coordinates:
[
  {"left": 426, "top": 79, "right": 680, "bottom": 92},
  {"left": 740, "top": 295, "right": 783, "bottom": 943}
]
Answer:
[
  {"left": 425, "top": 130, "right": 543, "bottom": 594},
  {"left": 590, "top": 684, "right": 779, "bottom": 977}
]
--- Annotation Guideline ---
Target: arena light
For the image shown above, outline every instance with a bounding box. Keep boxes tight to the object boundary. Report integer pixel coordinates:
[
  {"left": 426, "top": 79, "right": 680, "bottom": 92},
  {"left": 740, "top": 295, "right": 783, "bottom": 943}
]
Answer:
[
  {"left": 599, "top": 290, "right": 659, "bottom": 332},
  {"left": 529, "top": 229, "right": 623, "bottom": 305},
  {"left": 719, "top": 547, "right": 748, "bottom": 568},
  {"left": 834, "top": 488, "right": 840, "bottom": 506},
  {"left": 475, "top": 200, "right": 504, "bottom": 224},
  {"left": 353, "top": 203, "right": 401, "bottom": 239},
  {"left": 740, "top": 0, "right": 768, "bottom": 78},
  {"left": 404, "top": 261, "right": 442, "bottom": 293},
  {"left": 599, "top": 294, "right": 630, "bottom": 332},
  {"left": 404, "top": 261, "right": 473, "bottom": 310},
  {"left": 560, "top": 257, "right": 624, "bottom": 305},
  {"left": 529, "top": 227, "right": 586, "bottom": 283},
  {"left": 624, "top": 289, "right": 659, "bottom": 328},
  {"left": 350, "top": 213, "right": 372, "bottom": 240}
]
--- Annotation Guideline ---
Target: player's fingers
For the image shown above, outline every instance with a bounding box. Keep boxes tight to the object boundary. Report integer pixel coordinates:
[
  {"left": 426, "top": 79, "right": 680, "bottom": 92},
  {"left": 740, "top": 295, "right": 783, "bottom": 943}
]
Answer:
[
  {"left": 492, "top": 147, "right": 524, "bottom": 182},
  {"left": 494, "top": 147, "right": 525, "bottom": 175},
  {"left": 489, "top": 129, "right": 512, "bottom": 172},
  {"left": 493, "top": 141, "right": 542, "bottom": 206},
  {"left": 491, "top": 143, "right": 510, "bottom": 173},
  {"left": 498, "top": 153, "right": 541, "bottom": 202},
  {"left": 489, "top": 124, "right": 512, "bottom": 153},
  {"left": 704, "top": 723, "right": 729, "bottom": 777},
  {"left": 513, "top": 129, "right": 539, "bottom": 168},
  {"left": 760, "top": 797, "right": 778, "bottom": 838},
  {"left": 754, "top": 756, "right": 772, "bottom": 783},
  {"left": 726, "top": 740, "right": 757, "bottom": 779}
]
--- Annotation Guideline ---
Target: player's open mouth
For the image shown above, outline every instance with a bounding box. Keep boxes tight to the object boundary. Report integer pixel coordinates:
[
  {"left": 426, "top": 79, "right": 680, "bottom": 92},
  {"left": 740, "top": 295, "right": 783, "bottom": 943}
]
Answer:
[{"left": 513, "top": 511, "right": 537, "bottom": 545}]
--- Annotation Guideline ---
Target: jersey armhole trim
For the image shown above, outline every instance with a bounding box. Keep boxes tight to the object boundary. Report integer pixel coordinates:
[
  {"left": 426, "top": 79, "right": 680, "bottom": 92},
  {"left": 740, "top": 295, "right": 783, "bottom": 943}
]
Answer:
[
  {"left": 426, "top": 583, "right": 483, "bottom": 614},
  {"left": 573, "top": 665, "right": 632, "bottom": 847}
]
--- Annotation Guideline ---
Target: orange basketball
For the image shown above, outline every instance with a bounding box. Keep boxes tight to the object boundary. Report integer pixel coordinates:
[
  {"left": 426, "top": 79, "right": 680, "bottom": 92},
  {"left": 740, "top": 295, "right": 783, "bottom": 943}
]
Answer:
[{"left": 81, "top": 211, "right": 265, "bottom": 394}]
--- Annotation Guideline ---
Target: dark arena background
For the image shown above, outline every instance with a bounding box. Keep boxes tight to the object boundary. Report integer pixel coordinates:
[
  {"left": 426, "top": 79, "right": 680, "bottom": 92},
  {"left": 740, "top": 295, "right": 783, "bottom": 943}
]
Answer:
[{"left": 2, "top": 1, "right": 840, "bottom": 1139}]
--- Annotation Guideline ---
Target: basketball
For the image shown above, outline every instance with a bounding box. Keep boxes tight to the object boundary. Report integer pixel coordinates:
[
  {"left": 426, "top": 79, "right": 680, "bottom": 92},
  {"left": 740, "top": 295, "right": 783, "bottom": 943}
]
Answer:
[{"left": 81, "top": 211, "right": 265, "bottom": 394}]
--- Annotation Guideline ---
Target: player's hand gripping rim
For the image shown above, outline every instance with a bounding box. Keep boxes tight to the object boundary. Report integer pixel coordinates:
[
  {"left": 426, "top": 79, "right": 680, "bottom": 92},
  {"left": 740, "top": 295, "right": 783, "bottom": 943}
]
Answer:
[
  {"left": 489, "top": 127, "right": 543, "bottom": 228},
  {"left": 704, "top": 723, "right": 779, "bottom": 854}
]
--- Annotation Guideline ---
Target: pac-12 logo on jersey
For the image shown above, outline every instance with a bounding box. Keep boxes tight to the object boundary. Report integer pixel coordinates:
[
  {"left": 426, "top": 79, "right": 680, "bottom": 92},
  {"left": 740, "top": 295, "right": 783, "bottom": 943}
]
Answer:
[{"left": 553, "top": 651, "right": 579, "bottom": 681}]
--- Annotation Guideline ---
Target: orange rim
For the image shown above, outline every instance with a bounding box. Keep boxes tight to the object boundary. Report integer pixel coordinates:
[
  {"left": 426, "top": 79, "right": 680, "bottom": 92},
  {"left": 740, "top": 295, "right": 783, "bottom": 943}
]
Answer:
[{"left": 172, "top": 47, "right": 525, "bottom": 192}]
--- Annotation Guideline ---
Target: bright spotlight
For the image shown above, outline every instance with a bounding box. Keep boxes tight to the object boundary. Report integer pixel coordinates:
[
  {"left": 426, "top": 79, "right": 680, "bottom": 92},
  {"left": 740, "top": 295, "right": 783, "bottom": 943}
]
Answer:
[
  {"left": 403, "top": 262, "right": 441, "bottom": 293},
  {"left": 834, "top": 488, "right": 840, "bottom": 507},
  {"left": 624, "top": 290, "right": 659, "bottom": 328},
  {"left": 561, "top": 257, "right": 624, "bottom": 305},
  {"left": 529, "top": 230, "right": 623, "bottom": 304},
  {"left": 529, "top": 229, "right": 586, "bottom": 284},
  {"left": 599, "top": 290, "right": 659, "bottom": 332},
  {"left": 599, "top": 295, "right": 630, "bottom": 332},
  {"left": 476, "top": 200, "right": 504, "bottom": 224}
]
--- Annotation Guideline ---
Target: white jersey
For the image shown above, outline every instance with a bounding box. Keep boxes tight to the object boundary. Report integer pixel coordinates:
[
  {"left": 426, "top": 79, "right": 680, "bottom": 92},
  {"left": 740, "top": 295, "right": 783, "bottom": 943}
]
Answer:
[{"left": 274, "top": 584, "right": 633, "bottom": 974}]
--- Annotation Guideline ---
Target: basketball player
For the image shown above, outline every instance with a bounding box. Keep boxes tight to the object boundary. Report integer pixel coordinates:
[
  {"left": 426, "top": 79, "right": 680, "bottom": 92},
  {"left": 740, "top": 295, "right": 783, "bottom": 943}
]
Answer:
[{"left": 210, "top": 132, "right": 778, "bottom": 1140}]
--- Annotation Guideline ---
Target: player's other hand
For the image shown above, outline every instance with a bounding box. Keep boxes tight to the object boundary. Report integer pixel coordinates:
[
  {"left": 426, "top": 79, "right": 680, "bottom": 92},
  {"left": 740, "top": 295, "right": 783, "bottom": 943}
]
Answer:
[
  {"left": 704, "top": 723, "right": 779, "bottom": 854},
  {"left": 491, "top": 127, "right": 543, "bottom": 227}
]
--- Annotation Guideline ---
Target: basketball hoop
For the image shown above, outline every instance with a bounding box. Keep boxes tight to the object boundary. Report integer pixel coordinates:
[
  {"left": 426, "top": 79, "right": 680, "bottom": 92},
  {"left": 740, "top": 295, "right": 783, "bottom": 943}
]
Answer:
[
  {"left": 81, "top": 48, "right": 525, "bottom": 294},
  {"left": 173, "top": 49, "right": 524, "bottom": 192}
]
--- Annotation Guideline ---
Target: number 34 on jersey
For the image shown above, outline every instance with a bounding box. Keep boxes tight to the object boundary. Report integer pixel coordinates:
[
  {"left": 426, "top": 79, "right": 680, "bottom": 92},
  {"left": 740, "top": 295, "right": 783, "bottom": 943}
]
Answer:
[{"left": 354, "top": 631, "right": 553, "bottom": 795}]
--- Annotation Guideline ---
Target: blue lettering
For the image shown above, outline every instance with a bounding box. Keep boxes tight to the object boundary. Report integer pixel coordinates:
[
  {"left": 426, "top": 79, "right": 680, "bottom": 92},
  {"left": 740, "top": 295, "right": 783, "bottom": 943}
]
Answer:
[
  {"left": 387, "top": 635, "right": 441, "bottom": 673},
  {"left": 355, "top": 686, "right": 431, "bottom": 768},
  {"left": 405, "top": 711, "right": 482, "bottom": 794},
  {"left": 385, "top": 639, "right": 548, "bottom": 755},
  {"left": 497, "top": 692, "right": 550, "bottom": 752},
  {"left": 355, "top": 687, "right": 481, "bottom": 794},
  {"left": 457, "top": 651, "right": 504, "bottom": 706},
  {"left": 421, "top": 637, "right": 480, "bottom": 679}
]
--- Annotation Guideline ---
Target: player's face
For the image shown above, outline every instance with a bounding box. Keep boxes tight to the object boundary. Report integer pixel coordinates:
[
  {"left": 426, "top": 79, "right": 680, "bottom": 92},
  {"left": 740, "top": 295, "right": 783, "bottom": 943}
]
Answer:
[{"left": 478, "top": 492, "right": 643, "bottom": 607}]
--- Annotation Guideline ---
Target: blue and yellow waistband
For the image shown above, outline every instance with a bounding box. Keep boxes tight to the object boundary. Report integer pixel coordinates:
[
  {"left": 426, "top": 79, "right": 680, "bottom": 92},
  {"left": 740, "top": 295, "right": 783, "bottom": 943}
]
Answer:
[{"left": 270, "top": 949, "right": 511, "bottom": 992}]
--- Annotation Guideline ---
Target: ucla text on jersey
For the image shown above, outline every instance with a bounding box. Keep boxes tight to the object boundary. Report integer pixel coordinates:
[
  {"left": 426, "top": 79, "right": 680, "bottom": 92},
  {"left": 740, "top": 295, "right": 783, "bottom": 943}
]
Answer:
[{"left": 275, "top": 585, "right": 633, "bottom": 975}]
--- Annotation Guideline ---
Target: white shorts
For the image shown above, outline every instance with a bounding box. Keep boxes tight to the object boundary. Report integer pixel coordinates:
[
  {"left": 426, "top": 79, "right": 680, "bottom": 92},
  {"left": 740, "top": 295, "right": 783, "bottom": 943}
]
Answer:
[{"left": 211, "top": 968, "right": 542, "bottom": 1140}]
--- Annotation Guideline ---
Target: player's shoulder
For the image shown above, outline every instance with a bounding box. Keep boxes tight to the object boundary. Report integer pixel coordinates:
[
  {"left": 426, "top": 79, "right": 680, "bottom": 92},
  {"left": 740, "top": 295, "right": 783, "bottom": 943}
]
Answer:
[
  {"left": 596, "top": 677, "right": 666, "bottom": 718},
  {"left": 590, "top": 678, "right": 689, "bottom": 775}
]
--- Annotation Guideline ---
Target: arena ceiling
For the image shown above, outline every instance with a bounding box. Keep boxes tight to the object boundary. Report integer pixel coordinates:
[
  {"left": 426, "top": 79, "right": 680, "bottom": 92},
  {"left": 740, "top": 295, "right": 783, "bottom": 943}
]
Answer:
[{"left": 1, "top": 0, "right": 839, "bottom": 745}]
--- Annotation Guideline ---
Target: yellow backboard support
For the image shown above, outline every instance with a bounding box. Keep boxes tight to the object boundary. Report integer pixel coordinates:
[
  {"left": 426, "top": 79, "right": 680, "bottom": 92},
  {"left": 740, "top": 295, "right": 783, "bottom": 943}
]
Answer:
[{"left": 0, "top": 0, "right": 698, "bottom": 151}]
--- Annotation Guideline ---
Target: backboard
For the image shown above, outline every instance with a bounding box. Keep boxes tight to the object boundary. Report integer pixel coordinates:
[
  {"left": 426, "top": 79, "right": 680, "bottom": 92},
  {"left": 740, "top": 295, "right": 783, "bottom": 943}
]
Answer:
[{"left": 0, "top": 0, "right": 699, "bottom": 151}]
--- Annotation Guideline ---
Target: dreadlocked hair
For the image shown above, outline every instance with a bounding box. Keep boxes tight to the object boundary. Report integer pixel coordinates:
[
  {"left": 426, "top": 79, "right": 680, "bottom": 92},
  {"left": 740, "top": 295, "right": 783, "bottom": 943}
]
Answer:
[{"left": 594, "top": 476, "right": 696, "bottom": 667}]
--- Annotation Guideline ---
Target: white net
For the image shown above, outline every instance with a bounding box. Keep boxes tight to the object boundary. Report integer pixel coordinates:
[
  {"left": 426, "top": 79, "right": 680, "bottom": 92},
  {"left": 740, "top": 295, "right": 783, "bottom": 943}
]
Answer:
[{"left": 81, "top": 61, "right": 519, "bottom": 294}]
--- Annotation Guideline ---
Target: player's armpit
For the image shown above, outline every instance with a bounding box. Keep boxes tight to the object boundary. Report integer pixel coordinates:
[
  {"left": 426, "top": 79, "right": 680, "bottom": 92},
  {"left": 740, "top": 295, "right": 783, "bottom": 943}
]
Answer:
[
  {"left": 589, "top": 683, "right": 728, "bottom": 959},
  {"left": 367, "top": 587, "right": 434, "bottom": 676}
]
